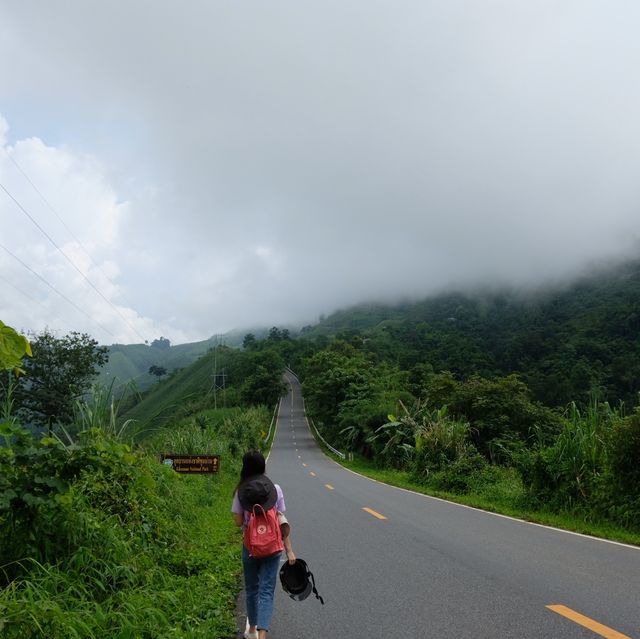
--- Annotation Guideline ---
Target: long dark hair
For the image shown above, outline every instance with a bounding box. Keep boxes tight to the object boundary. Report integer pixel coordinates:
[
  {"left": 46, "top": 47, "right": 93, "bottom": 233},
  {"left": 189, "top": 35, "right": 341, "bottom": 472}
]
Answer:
[{"left": 234, "top": 450, "right": 266, "bottom": 494}]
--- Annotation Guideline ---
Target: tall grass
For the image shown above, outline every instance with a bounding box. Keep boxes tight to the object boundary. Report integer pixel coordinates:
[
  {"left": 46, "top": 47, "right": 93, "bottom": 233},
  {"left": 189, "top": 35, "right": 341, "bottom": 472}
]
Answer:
[
  {"left": 144, "top": 406, "right": 270, "bottom": 458},
  {"left": 518, "top": 398, "right": 621, "bottom": 511},
  {"left": 0, "top": 401, "right": 272, "bottom": 637},
  {"left": 71, "top": 381, "right": 137, "bottom": 442},
  {"left": 553, "top": 400, "right": 612, "bottom": 501}
]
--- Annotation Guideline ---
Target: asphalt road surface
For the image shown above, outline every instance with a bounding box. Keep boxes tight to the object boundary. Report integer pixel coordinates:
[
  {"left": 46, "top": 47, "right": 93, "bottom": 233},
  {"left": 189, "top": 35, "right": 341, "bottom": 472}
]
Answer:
[{"left": 238, "top": 371, "right": 640, "bottom": 639}]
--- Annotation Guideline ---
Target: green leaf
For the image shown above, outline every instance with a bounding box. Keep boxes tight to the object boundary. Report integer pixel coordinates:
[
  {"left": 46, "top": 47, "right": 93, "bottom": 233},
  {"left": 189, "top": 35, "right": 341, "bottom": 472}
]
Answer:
[
  {"left": 0, "top": 488, "right": 17, "bottom": 510},
  {"left": 0, "top": 320, "right": 31, "bottom": 373},
  {"left": 21, "top": 492, "right": 44, "bottom": 506},
  {"left": 40, "top": 437, "right": 60, "bottom": 446}
]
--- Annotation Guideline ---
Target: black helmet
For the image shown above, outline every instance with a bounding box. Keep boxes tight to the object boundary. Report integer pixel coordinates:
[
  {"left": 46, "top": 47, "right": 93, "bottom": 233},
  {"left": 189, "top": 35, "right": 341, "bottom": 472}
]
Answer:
[{"left": 279, "top": 558, "right": 324, "bottom": 605}]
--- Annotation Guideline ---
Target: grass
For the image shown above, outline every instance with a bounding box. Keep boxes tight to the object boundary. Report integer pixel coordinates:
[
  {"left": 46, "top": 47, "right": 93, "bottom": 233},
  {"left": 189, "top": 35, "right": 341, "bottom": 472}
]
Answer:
[
  {"left": 337, "top": 455, "right": 640, "bottom": 547},
  {"left": 0, "top": 403, "right": 276, "bottom": 638},
  {"left": 122, "top": 352, "right": 223, "bottom": 434},
  {"left": 0, "top": 456, "right": 244, "bottom": 638}
]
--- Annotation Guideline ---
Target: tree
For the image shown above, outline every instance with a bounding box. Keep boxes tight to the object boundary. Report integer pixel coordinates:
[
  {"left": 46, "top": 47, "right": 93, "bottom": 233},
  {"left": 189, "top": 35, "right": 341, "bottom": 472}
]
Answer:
[
  {"left": 423, "top": 372, "right": 561, "bottom": 460},
  {"left": 267, "top": 327, "right": 290, "bottom": 342},
  {"left": 14, "top": 330, "right": 108, "bottom": 429},
  {"left": 150, "top": 337, "right": 171, "bottom": 350},
  {"left": 242, "top": 333, "right": 257, "bottom": 350},
  {"left": 148, "top": 365, "right": 167, "bottom": 378},
  {"left": 241, "top": 365, "right": 286, "bottom": 406},
  {"left": 301, "top": 344, "right": 371, "bottom": 426},
  {"left": 237, "top": 350, "right": 286, "bottom": 406}
]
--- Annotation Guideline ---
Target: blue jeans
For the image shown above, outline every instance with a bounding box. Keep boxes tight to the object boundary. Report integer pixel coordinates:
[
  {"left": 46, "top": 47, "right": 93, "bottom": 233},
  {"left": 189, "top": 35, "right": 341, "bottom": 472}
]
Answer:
[{"left": 242, "top": 546, "right": 282, "bottom": 631}]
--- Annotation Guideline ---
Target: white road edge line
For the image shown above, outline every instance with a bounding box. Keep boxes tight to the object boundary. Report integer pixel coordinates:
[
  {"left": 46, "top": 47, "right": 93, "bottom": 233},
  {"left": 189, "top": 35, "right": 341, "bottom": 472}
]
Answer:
[
  {"left": 288, "top": 371, "right": 637, "bottom": 551},
  {"left": 334, "top": 461, "right": 639, "bottom": 551},
  {"left": 265, "top": 396, "right": 282, "bottom": 464}
]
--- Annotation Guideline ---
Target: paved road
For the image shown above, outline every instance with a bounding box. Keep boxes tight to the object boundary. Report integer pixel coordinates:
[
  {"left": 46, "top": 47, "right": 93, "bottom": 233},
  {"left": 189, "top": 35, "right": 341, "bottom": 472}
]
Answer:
[{"left": 243, "top": 371, "right": 640, "bottom": 638}]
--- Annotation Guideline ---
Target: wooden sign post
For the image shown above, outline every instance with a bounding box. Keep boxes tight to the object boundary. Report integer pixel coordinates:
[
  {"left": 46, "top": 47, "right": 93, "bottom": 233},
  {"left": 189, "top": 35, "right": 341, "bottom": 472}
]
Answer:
[
  {"left": 160, "top": 454, "right": 220, "bottom": 474},
  {"left": 161, "top": 454, "right": 220, "bottom": 504}
]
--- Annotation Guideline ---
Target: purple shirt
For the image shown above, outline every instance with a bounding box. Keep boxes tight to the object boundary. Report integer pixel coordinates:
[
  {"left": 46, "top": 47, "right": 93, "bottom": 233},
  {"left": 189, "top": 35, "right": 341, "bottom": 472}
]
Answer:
[{"left": 232, "top": 483, "right": 285, "bottom": 527}]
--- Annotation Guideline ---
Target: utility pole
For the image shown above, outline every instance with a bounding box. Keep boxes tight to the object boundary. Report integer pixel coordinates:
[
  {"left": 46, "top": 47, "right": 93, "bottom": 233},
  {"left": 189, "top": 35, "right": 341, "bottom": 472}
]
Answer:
[{"left": 212, "top": 335, "right": 226, "bottom": 409}]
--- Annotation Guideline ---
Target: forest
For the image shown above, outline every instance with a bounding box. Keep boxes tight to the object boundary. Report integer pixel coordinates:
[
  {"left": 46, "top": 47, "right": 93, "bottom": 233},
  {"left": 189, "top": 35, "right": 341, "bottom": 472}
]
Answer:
[{"left": 250, "top": 262, "right": 640, "bottom": 533}]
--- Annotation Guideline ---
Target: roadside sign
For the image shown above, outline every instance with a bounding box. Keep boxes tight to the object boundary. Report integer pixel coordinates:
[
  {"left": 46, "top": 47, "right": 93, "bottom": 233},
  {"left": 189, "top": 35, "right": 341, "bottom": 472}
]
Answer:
[{"left": 161, "top": 454, "right": 220, "bottom": 474}]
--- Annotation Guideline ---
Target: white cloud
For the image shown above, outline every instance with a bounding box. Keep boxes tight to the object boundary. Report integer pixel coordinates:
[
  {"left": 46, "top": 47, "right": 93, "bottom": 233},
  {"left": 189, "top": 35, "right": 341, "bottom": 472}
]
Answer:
[
  {"left": 1, "top": 2, "right": 640, "bottom": 343},
  {"left": 0, "top": 115, "right": 8, "bottom": 147},
  {"left": 0, "top": 121, "right": 181, "bottom": 343}
]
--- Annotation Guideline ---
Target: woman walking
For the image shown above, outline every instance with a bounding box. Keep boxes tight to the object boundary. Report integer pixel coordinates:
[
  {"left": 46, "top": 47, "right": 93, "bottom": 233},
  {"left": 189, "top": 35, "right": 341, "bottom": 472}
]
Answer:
[{"left": 232, "top": 450, "right": 296, "bottom": 639}]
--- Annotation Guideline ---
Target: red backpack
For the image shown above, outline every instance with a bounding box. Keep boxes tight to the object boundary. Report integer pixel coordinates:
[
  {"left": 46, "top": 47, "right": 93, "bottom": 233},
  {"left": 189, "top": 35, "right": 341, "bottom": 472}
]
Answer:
[{"left": 244, "top": 504, "right": 284, "bottom": 558}]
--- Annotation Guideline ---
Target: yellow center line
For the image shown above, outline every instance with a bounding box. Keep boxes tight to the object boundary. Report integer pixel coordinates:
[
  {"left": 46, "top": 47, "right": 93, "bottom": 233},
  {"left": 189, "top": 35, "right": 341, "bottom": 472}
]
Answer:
[
  {"left": 310, "top": 471, "right": 316, "bottom": 477},
  {"left": 325, "top": 484, "right": 335, "bottom": 490},
  {"left": 362, "top": 507, "right": 387, "bottom": 520},
  {"left": 547, "top": 605, "right": 632, "bottom": 639}
]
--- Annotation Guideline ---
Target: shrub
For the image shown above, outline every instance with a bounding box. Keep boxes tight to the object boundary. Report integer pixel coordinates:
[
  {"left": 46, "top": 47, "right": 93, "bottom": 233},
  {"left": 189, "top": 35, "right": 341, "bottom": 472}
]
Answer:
[
  {"left": 0, "top": 421, "right": 148, "bottom": 582},
  {"left": 0, "top": 410, "right": 249, "bottom": 638},
  {"left": 423, "top": 372, "right": 562, "bottom": 460},
  {"left": 516, "top": 400, "right": 616, "bottom": 511},
  {"left": 595, "top": 408, "right": 640, "bottom": 527},
  {"left": 427, "top": 453, "right": 491, "bottom": 493}
]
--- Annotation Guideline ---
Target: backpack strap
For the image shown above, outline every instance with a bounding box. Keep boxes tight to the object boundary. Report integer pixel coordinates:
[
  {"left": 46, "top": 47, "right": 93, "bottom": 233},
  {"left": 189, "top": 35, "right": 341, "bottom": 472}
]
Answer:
[
  {"left": 308, "top": 569, "right": 325, "bottom": 605},
  {"left": 251, "top": 504, "right": 267, "bottom": 517}
]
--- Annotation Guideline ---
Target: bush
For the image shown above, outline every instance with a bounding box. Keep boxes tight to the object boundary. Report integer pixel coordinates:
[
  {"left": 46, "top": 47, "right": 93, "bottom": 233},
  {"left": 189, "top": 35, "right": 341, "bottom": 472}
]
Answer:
[
  {"left": 423, "top": 372, "right": 562, "bottom": 460},
  {"left": 0, "top": 421, "right": 142, "bottom": 577},
  {"left": 427, "top": 453, "right": 491, "bottom": 493},
  {"left": 0, "top": 402, "right": 271, "bottom": 638},
  {"left": 515, "top": 400, "right": 615, "bottom": 511},
  {"left": 608, "top": 408, "right": 640, "bottom": 495},
  {"left": 594, "top": 408, "right": 640, "bottom": 528}
]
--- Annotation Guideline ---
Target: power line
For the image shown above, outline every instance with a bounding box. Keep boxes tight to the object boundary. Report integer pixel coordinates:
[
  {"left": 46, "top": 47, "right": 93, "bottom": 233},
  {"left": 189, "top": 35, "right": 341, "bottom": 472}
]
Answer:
[
  {"left": 0, "top": 179, "right": 146, "bottom": 342},
  {"left": 2, "top": 147, "right": 141, "bottom": 317},
  {"left": 0, "top": 272, "right": 69, "bottom": 327},
  {"left": 0, "top": 241, "right": 117, "bottom": 339}
]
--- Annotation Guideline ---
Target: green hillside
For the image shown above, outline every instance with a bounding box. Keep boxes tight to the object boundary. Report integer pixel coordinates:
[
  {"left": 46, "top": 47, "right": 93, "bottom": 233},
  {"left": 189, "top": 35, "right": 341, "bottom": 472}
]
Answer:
[
  {"left": 99, "top": 339, "right": 213, "bottom": 392},
  {"left": 123, "top": 349, "right": 220, "bottom": 434},
  {"left": 299, "top": 260, "right": 640, "bottom": 407},
  {"left": 121, "top": 344, "right": 286, "bottom": 437},
  {"left": 98, "top": 329, "right": 260, "bottom": 393}
]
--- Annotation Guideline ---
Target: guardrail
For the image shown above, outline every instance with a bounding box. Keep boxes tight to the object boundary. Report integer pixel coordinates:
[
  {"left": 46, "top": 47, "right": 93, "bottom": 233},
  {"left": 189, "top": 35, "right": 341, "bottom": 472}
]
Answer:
[
  {"left": 285, "top": 367, "right": 347, "bottom": 460},
  {"left": 307, "top": 415, "right": 346, "bottom": 459},
  {"left": 264, "top": 398, "right": 280, "bottom": 443}
]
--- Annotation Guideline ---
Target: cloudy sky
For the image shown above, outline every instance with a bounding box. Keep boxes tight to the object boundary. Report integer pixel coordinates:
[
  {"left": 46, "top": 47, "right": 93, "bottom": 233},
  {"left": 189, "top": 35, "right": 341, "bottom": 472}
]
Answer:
[{"left": 1, "top": 1, "right": 640, "bottom": 345}]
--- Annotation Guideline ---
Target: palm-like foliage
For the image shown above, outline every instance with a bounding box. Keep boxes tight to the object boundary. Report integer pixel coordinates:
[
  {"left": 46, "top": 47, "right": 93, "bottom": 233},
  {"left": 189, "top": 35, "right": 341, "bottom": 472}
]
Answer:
[{"left": 368, "top": 400, "right": 473, "bottom": 471}]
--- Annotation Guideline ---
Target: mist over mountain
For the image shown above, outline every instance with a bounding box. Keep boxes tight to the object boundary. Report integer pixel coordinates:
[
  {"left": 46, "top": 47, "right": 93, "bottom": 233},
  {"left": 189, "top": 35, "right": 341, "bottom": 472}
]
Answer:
[
  {"left": 103, "top": 258, "right": 640, "bottom": 410},
  {"left": 2, "top": 2, "right": 640, "bottom": 344}
]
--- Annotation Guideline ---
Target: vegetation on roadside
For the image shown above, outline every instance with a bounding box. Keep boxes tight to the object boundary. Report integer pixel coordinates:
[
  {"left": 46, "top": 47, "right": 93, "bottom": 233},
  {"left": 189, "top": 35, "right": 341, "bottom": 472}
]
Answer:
[
  {"left": 0, "top": 321, "right": 281, "bottom": 638},
  {"left": 0, "top": 329, "right": 108, "bottom": 433},
  {"left": 0, "top": 409, "right": 269, "bottom": 638},
  {"left": 296, "top": 338, "right": 640, "bottom": 540}
]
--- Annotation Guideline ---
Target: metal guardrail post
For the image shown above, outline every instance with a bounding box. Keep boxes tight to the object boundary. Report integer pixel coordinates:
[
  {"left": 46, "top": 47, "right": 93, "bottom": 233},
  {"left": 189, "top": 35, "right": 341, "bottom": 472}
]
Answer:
[
  {"left": 264, "top": 398, "right": 280, "bottom": 443},
  {"left": 307, "top": 416, "right": 346, "bottom": 459}
]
